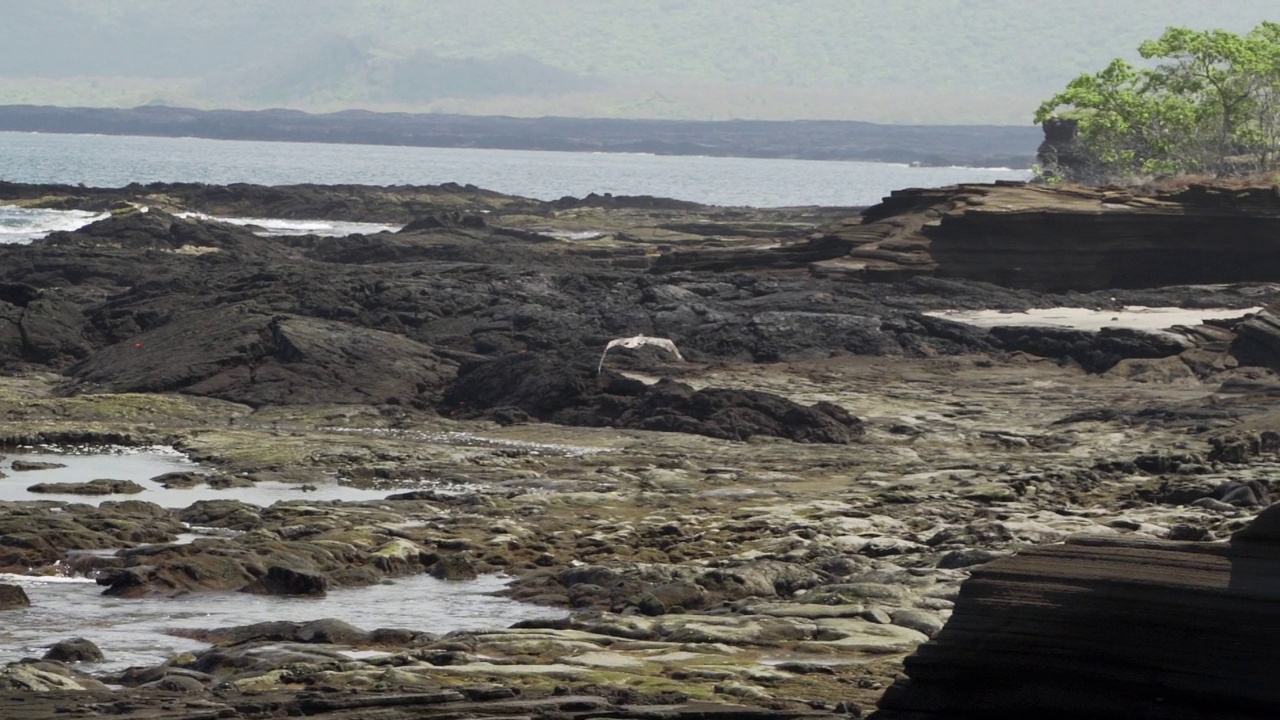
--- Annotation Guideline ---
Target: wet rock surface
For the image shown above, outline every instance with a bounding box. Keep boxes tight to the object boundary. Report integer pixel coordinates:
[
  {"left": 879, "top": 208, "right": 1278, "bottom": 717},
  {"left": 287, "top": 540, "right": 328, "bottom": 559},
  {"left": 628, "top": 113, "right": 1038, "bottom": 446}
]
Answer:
[
  {"left": 0, "top": 584, "right": 29, "bottom": 609},
  {"left": 0, "top": 181, "right": 1279, "bottom": 717}
]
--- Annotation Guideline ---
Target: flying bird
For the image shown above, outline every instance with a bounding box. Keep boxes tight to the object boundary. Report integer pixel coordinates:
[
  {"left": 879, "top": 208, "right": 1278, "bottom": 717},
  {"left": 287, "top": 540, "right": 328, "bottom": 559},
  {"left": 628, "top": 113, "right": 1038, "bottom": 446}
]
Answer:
[{"left": 598, "top": 335, "right": 686, "bottom": 374}]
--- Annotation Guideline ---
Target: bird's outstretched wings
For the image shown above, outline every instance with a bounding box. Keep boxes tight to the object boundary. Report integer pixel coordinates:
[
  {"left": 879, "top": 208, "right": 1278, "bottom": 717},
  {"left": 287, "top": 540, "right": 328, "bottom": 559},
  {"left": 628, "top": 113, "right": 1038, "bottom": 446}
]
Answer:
[{"left": 598, "top": 335, "right": 685, "bottom": 373}]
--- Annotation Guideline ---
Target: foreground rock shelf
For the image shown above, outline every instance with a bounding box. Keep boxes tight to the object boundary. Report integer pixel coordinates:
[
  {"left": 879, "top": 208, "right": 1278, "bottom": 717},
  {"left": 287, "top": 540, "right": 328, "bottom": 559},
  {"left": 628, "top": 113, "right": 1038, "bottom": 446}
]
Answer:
[{"left": 874, "top": 506, "right": 1280, "bottom": 719}]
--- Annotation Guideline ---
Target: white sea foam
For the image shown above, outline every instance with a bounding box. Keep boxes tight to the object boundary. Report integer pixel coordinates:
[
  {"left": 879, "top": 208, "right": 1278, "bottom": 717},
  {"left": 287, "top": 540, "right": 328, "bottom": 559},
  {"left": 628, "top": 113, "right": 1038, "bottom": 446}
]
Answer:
[
  {"left": 0, "top": 572, "right": 96, "bottom": 585},
  {"left": 0, "top": 205, "right": 108, "bottom": 244},
  {"left": 175, "top": 211, "right": 400, "bottom": 237}
]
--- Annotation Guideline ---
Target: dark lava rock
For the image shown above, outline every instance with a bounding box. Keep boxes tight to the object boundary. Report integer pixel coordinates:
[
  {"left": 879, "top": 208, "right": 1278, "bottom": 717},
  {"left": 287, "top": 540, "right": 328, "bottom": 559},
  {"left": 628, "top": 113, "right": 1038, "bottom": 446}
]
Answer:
[
  {"left": 51, "top": 207, "right": 283, "bottom": 258},
  {"left": 295, "top": 618, "right": 368, "bottom": 644},
  {"left": 444, "top": 353, "right": 863, "bottom": 443},
  {"left": 937, "top": 548, "right": 1008, "bottom": 569},
  {"left": 430, "top": 553, "right": 478, "bottom": 581},
  {"left": 1229, "top": 309, "right": 1280, "bottom": 370},
  {"left": 0, "top": 291, "right": 91, "bottom": 365},
  {"left": 177, "top": 499, "right": 263, "bottom": 530},
  {"left": 140, "top": 674, "right": 206, "bottom": 693},
  {"left": 240, "top": 566, "right": 329, "bottom": 596},
  {"left": 66, "top": 308, "right": 456, "bottom": 408},
  {"left": 399, "top": 211, "right": 486, "bottom": 232},
  {"left": 150, "top": 471, "right": 206, "bottom": 488},
  {"left": 42, "top": 637, "right": 104, "bottom": 663},
  {"left": 9, "top": 460, "right": 66, "bottom": 471},
  {"left": 26, "top": 478, "right": 145, "bottom": 495},
  {"left": 631, "top": 580, "right": 710, "bottom": 616},
  {"left": 989, "top": 325, "right": 1189, "bottom": 373},
  {"left": 0, "top": 584, "right": 30, "bottom": 609},
  {"left": 177, "top": 618, "right": 369, "bottom": 647}
]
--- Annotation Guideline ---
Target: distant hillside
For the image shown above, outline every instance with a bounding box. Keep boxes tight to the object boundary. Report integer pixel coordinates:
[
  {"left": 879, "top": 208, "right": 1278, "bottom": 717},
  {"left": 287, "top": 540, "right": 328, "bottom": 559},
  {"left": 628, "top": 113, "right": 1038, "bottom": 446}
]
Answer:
[
  {"left": 0, "top": 0, "right": 1273, "bottom": 123},
  {"left": 0, "top": 105, "right": 1040, "bottom": 168}
]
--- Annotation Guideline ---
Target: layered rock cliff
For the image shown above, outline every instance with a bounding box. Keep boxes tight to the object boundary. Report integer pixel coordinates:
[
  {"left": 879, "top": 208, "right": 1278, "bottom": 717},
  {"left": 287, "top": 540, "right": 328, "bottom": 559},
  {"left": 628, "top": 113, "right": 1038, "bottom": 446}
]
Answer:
[
  {"left": 801, "top": 182, "right": 1280, "bottom": 291},
  {"left": 872, "top": 505, "right": 1280, "bottom": 719}
]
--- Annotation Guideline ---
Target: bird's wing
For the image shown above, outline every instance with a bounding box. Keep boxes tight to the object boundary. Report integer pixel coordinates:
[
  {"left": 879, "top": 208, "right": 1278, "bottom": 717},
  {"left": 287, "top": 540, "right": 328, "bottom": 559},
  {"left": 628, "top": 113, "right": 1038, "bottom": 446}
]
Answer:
[{"left": 650, "top": 338, "right": 685, "bottom": 361}]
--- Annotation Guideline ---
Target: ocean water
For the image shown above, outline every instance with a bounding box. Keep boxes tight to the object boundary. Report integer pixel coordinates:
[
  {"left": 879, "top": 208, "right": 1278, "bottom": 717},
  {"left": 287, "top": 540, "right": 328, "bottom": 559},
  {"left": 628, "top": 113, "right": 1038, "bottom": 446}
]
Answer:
[{"left": 0, "top": 130, "right": 1030, "bottom": 208}]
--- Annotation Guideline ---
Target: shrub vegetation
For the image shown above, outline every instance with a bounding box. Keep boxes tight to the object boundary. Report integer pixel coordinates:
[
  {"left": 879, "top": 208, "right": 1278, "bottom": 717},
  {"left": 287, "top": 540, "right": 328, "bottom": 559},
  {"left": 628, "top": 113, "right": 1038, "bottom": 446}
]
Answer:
[{"left": 1035, "top": 22, "right": 1280, "bottom": 182}]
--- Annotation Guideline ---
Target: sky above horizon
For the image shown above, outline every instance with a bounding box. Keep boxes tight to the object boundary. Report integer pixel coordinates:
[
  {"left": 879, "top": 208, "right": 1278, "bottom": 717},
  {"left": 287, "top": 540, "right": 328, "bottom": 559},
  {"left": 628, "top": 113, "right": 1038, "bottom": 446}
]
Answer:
[{"left": 0, "top": 0, "right": 1274, "bottom": 124}]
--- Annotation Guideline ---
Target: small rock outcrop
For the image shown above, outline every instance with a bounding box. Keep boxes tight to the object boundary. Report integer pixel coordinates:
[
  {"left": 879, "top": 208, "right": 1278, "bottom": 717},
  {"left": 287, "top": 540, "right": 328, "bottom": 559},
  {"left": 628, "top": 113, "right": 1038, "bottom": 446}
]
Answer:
[
  {"left": 444, "top": 353, "right": 864, "bottom": 443},
  {"left": 0, "top": 584, "right": 30, "bottom": 609},
  {"left": 66, "top": 309, "right": 456, "bottom": 408},
  {"left": 42, "top": 638, "right": 104, "bottom": 663},
  {"left": 240, "top": 566, "right": 329, "bottom": 597},
  {"left": 27, "top": 479, "right": 145, "bottom": 495},
  {"left": 1035, "top": 118, "right": 1098, "bottom": 182}
]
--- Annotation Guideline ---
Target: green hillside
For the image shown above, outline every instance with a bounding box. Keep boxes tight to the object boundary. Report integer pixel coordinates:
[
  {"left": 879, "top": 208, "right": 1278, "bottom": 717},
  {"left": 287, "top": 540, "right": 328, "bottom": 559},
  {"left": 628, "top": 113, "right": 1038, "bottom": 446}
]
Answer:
[{"left": 0, "top": 0, "right": 1273, "bottom": 123}]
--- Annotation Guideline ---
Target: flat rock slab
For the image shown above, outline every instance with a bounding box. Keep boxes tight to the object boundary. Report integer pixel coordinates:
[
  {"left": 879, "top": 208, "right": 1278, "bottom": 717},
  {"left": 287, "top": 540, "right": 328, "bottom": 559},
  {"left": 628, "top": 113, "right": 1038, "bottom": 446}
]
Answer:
[
  {"left": 561, "top": 650, "right": 647, "bottom": 668},
  {"left": 26, "top": 478, "right": 145, "bottom": 495}
]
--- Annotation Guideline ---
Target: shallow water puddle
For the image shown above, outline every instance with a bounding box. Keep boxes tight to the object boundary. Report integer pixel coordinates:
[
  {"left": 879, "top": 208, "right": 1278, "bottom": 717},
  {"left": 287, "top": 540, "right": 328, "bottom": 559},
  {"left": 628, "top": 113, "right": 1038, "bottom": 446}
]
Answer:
[
  {"left": 926, "top": 306, "right": 1260, "bottom": 334},
  {"left": 0, "top": 448, "right": 394, "bottom": 506},
  {"left": 0, "top": 572, "right": 563, "bottom": 673}
]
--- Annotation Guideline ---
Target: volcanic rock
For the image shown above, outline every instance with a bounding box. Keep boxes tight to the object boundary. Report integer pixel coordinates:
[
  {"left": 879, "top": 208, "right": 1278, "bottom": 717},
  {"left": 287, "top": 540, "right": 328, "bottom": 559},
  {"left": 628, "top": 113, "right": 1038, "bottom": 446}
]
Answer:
[
  {"left": 444, "top": 353, "right": 863, "bottom": 443},
  {"left": 873, "top": 505, "right": 1280, "bottom": 719},
  {"left": 1229, "top": 308, "right": 1280, "bottom": 370},
  {"left": 812, "top": 182, "right": 1280, "bottom": 291},
  {"left": 67, "top": 308, "right": 456, "bottom": 407},
  {"left": 240, "top": 565, "right": 329, "bottom": 596},
  {"left": 42, "top": 637, "right": 104, "bottom": 663},
  {"left": 26, "top": 478, "right": 145, "bottom": 495},
  {"left": 0, "top": 584, "right": 30, "bottom": 609},
  {"left": 988, "top": 325, "right": 1190, "bottom": 373},
  {"left": 430, "top": 553, "right": 479, "bottom": 581},
  {"left": 9, "top": 460, "right": 66, "bottom": 471}
]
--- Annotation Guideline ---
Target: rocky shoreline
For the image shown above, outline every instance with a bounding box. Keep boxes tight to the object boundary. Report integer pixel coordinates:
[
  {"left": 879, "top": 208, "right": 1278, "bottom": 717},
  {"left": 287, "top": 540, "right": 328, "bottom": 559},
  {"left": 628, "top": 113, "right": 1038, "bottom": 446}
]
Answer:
[{"left": 1, "top": 180, "right": 1279, "bottom": 717}]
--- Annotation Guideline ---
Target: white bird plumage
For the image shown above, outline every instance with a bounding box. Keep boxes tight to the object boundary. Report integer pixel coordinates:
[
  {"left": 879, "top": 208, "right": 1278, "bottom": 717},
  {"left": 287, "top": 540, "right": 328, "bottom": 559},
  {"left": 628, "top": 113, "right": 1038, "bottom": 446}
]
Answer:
[{"left": 597, "top": 334, "right": 685, "bottom": 374}]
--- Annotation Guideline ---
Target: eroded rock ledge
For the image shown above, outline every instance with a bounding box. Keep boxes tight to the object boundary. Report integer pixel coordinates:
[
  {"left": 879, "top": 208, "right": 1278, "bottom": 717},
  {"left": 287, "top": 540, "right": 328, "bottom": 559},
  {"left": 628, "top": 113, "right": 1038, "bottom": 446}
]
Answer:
[
  {"left": 659, "top": 182, "right": 1280, "bottom": 292},
  {"left": 873, "top": 505, "right": 1280, "bottom": 719}
]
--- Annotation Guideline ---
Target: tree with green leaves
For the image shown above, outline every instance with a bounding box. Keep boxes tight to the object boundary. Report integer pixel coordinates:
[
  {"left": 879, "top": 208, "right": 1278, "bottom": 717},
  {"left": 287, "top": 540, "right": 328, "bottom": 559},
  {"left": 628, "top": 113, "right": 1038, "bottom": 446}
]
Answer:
[{"left": 1035, "top": 21, "right": 1280, "bottom": 182}]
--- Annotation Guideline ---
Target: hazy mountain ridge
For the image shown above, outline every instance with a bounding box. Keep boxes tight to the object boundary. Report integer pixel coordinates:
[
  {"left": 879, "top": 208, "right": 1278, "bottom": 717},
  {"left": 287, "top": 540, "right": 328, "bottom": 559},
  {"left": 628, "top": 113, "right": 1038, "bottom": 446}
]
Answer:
[
  {"left": 0, "top": 104, "right": 1040, "bottom": 168},
  {"left": 0, "top": 0, "right": 1274, "bottom": 123}
]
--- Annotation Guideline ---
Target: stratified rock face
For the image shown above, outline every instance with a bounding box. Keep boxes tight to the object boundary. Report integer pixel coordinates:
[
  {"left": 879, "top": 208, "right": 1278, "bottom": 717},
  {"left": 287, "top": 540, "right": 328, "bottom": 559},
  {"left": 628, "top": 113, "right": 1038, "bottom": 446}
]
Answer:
[
  {"left": 813, "top": 183, "right": 1280, "bottom": 291},
  {"left": 873, "top": 507, "right": 1280, "bottom": 719},
  {"left": 1230, "top": 309, "right": 1280, "bottom": 370}
]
